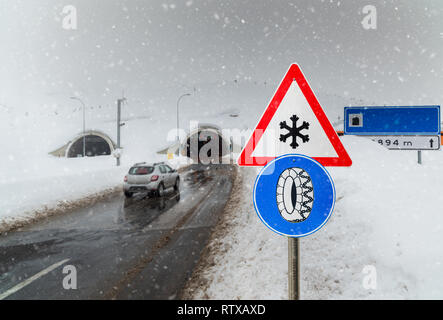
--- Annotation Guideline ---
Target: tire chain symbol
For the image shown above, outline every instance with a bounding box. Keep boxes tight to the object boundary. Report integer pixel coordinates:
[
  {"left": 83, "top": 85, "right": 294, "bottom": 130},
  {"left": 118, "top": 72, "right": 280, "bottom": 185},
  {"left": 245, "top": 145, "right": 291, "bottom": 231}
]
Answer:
[{"left": 298, "top": 170, "right": 313, "bottom": 218}]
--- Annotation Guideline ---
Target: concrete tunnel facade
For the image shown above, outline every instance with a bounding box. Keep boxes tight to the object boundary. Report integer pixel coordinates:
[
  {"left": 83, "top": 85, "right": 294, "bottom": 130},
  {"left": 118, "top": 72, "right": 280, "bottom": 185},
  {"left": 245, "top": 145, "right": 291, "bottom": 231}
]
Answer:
[
  {"left": 49, "top": 130, "right": 116, "bottom": 158},
  {"left": 157, "top": 124, "right": 238, "bottom": 163}
]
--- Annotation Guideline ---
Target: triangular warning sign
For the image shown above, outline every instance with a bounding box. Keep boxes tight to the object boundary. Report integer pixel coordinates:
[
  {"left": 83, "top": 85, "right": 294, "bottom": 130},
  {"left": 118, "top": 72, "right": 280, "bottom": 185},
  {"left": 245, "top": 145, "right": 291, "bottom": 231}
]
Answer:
[{"left": 237, "top": 64, "right": 352, "bottom": 167}]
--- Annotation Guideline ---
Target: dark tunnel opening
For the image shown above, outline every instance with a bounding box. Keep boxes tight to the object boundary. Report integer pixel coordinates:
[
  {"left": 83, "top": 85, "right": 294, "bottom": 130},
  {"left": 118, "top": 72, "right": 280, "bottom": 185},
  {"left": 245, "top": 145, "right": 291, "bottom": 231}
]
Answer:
[
  {"left": 67, "top": 135, "right": 112, "bottom": 158},
  {"left": 185, "top": 130, "right": 228, "bottom": 163}
]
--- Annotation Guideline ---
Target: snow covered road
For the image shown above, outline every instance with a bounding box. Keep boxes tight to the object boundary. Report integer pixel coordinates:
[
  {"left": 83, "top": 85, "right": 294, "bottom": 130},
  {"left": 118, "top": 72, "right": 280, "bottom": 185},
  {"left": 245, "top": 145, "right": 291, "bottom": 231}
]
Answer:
[{"left": 0, "top": 164, "right": 235, "bottom": 299}]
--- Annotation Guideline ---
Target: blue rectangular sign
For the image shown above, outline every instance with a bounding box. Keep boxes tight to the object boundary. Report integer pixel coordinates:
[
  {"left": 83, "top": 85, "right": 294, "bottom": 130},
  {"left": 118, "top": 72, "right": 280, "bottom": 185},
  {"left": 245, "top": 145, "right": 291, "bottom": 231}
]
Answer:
[{"left": 344, "top": 106, "right": 441, "bottom": 135}]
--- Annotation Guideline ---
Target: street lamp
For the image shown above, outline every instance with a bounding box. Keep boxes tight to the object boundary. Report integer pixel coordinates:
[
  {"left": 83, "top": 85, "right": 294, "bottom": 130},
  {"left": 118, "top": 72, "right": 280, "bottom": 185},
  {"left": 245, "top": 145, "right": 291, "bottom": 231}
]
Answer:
[
  {"left": 116, "top": 97, "right": 126, "bottom": 166},
  {"left": 176, "top": 93, "right": 191, "bottom": 156},
  {"left": 70, "top": 96, "right": 86, "bottom": 157}
]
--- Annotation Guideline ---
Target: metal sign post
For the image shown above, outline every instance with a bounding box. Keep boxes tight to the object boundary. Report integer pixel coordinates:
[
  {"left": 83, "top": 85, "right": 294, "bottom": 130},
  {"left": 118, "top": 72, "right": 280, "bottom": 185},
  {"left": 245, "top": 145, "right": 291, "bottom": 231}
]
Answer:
[
  {"left": 237, "top": 64, "right": 350, "bottom": 300},
  {"left": 288, "top": 237, "right": 300, "bottom": 300},
  {"left": 116, "top": 97, "right": 126, "bottom": 166},
  {"left": 253, "top": 154, "right": 336, "bottom": 300}
]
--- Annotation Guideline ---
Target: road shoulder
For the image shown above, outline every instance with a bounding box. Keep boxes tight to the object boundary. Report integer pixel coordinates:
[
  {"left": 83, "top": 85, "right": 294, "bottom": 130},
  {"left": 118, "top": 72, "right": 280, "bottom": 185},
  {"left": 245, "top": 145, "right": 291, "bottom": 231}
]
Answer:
[
  {"left": 180, "top": 165, "right": 246, "bottom": 299},
  {"left": 0, "top": 186, "right": 122, "bottom": 235}
]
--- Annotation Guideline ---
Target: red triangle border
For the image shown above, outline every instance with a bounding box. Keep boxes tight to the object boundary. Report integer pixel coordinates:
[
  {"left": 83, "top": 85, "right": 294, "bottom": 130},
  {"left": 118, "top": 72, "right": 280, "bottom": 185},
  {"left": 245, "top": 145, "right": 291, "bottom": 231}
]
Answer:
[{"left": 237, "top": 64, "right": 352, "bottom": 167}]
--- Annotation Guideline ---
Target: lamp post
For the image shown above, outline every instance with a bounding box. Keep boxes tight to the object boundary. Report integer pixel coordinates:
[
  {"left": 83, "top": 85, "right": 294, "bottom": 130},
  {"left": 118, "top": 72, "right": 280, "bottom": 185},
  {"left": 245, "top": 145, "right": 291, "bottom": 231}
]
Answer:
[
  {"left": 70, "top": 96, "right": 86, "bottom": 157},
  {"left": 116, "top": 97, "right": 126, "bottom": 166},
  {"left": 176, "top": 93, "right": 191, "bottom": 157}
]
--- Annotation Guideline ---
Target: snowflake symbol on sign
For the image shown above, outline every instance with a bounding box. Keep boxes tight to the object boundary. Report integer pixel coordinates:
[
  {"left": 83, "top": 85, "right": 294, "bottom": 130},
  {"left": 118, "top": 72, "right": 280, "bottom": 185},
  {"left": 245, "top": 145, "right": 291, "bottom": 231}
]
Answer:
[{"left": 279, "top": 114, "right": 310, "bottom": 149}]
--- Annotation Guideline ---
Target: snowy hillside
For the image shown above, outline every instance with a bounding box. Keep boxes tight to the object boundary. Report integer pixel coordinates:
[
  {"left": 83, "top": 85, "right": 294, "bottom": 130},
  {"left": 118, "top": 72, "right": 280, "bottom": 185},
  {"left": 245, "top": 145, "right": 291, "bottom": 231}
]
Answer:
[{"left": 187, "top": 136, "right": 443, "bottom": 299}]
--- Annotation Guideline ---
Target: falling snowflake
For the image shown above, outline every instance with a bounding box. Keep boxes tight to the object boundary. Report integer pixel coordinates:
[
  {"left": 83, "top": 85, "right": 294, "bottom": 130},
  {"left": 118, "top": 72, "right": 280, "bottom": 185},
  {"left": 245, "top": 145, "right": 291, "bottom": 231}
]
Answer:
[{"left": 279, "top": 114, "right": 310, "bottom": 149}]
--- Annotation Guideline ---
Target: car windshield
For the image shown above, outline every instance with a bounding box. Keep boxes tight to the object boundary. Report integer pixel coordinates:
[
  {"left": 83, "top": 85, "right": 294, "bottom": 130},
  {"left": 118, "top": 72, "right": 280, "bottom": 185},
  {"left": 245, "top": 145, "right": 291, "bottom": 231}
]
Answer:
[{"left": 129, "top": 166, "right": 154, "bottom": 175}]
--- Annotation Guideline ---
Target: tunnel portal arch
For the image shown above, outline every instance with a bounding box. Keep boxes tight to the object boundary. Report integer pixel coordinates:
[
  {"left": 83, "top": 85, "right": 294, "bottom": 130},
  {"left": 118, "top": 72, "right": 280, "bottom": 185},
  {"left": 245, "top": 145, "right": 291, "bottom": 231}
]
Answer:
[
  {"left": 184, "top": 126, "right": 230, "bottom": 164},
  {"left": 64, "top": 131, "right": 115, "bottom": 158}
]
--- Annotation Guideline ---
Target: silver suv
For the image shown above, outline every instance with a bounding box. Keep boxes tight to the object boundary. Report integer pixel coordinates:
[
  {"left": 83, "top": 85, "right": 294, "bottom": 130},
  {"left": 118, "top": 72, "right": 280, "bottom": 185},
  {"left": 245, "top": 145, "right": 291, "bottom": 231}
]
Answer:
[{"left": 123, "top": 162, "right": 180, "bottom": 198}]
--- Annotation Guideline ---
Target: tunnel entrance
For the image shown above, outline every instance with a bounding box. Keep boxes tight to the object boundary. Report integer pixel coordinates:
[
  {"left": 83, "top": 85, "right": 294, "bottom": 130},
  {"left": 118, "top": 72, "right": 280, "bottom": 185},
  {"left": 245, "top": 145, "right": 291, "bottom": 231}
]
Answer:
[
  {"left": 185, "top": 129, "right": 229, "bottom": 164},
  {"left": 67, "top": 135, "right": 112, "bottom": 158}
]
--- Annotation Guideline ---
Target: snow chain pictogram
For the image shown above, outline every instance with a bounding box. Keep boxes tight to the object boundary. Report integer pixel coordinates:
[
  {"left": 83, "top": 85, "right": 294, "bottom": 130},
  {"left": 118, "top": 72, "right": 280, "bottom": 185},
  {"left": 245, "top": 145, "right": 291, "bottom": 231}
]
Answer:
[
  {"left": 276, "top": 168, "right": 314, "bottom": 223},
  {"left": 298, "top": 170, "right": 313, "bottom": 218}
]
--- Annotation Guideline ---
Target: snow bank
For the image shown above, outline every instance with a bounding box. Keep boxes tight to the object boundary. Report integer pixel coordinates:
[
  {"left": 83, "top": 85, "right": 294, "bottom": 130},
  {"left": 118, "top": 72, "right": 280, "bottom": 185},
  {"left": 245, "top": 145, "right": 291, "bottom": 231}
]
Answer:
[
  {"left": 0, "top": 156, "right": 127, "bottom": 224},
  {"left": 190, "top": 136, "right": 443, "bottom": 299}
]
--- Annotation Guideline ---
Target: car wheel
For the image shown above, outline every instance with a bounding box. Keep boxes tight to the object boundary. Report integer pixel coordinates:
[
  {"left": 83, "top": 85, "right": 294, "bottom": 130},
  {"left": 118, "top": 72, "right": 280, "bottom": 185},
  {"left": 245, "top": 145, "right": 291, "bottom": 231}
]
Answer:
[
  {"left": 157, "top": 183, "right": 165, "bottom": 197},
  {"left": 174, "top": 178, "right": 180, "bottom": 191},
  {"left": 124, "top": 191, "right": 133, "bottom": 198}
]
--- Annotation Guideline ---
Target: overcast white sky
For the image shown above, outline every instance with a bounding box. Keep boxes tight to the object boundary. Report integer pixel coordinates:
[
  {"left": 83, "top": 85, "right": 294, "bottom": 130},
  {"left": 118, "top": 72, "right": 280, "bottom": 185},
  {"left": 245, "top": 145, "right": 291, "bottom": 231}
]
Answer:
[{"left": 1, "top": 0, "right": 443, "bottom": 111}]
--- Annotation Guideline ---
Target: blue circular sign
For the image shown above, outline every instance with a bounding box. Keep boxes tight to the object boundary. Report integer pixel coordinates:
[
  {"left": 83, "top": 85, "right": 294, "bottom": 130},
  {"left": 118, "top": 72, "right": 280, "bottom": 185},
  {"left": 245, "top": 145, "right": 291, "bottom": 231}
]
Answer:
[{"left": 253, "top": 154, "right": 335, "bottom": 238}]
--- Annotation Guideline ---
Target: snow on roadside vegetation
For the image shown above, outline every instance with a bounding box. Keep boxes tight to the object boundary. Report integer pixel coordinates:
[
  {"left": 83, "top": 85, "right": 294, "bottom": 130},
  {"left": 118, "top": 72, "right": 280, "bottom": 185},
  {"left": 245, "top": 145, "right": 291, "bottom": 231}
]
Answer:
[{"left": 189, "top": 136, "right": 443, "bottom": 299}]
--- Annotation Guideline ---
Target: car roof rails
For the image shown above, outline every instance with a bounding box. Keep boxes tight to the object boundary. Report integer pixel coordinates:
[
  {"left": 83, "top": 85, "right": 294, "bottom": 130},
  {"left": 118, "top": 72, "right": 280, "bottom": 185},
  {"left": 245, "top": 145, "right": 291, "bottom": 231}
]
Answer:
[
  {"left": 133, "top": 162, "right": 147, "bottom": 166},
  {"left": 153, "top": 162, "right": 165, "bottom": 166}
]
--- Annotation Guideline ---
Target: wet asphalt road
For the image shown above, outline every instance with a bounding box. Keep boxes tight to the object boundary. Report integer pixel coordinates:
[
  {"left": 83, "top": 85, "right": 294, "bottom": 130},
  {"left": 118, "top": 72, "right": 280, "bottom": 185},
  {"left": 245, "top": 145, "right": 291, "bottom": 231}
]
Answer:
[{"left": 0, "top": 164, "right": 235, "bottom": 300}]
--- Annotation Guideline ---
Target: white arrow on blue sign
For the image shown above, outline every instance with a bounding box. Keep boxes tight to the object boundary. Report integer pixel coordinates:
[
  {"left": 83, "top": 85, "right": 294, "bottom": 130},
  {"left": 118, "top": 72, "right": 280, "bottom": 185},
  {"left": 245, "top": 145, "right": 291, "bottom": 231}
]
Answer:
[{"left": 253, "top": 154, "right": 336, "bottom": 238}]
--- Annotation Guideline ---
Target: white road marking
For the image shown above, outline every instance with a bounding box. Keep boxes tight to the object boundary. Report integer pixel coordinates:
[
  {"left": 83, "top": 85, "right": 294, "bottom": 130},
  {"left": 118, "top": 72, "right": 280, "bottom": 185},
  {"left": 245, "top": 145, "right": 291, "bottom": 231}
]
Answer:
[{"left": 0, "top": 258, "right": 70, "bottom": 300}]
